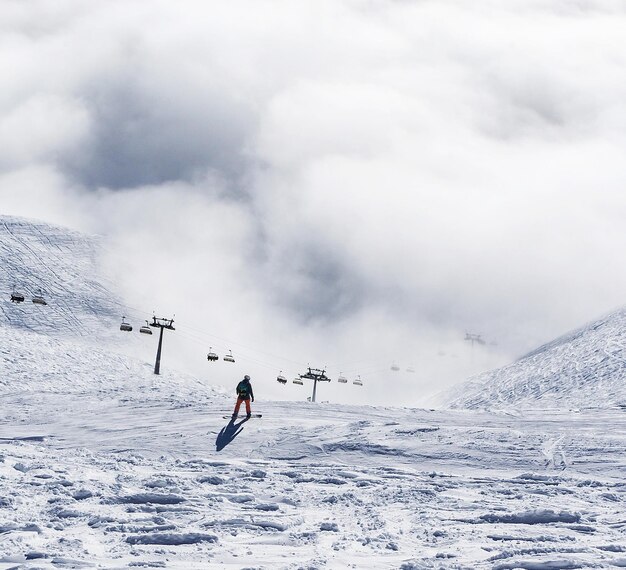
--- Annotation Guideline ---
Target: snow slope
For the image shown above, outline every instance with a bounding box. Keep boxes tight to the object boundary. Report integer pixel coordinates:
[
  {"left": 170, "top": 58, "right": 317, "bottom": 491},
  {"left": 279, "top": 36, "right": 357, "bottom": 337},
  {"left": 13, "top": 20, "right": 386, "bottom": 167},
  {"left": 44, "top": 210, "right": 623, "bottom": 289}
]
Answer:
[
  {"left": 440, "top": 308, "right": 626, "bottom": 411},
  {"left": 3, "top": 393, "right": 626, "bottom": 568},
  {"left": 0, "top": 216, "right": 219, "bottom": 395},
  {"left": 0, "top": 217, "right": 121, "bottom": 338},
  {"left": 1, "top": 218, "right": 626, "bottom": 569}
]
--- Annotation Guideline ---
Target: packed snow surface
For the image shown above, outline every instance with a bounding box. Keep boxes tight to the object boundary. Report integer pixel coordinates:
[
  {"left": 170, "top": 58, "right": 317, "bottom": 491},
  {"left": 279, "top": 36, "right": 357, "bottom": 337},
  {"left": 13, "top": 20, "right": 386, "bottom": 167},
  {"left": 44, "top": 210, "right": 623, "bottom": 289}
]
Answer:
[
  {"left": 441, "top": 308, "right": 626, "bottom": 411},
  {"left": 1, "top": 217, "right": 626, "bottom": 568},
  {"left": 3, "top": 381, "right": 626, "bottom": 569}
]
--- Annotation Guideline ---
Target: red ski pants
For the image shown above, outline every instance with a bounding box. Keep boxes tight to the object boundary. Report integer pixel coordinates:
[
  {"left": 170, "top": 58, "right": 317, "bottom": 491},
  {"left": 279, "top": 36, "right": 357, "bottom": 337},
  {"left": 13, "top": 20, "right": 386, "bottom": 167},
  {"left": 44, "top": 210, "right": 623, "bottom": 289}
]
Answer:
[{"left": 233, "top": 397, "right": 251, "bottom": 416}]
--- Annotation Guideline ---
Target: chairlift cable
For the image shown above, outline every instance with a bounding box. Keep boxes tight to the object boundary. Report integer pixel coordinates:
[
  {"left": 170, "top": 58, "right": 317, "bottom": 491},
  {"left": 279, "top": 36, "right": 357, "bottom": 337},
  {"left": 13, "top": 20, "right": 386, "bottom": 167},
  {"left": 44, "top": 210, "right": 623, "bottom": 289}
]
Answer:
[
  {"left": 174, "top": 329, "right": 286, "bottom": 372},
  {"left": 109, "top": 296, "right": 308, "bottom": 367},
  {"left": 109, "top": 299, "right": 372, "bottom": 379}
]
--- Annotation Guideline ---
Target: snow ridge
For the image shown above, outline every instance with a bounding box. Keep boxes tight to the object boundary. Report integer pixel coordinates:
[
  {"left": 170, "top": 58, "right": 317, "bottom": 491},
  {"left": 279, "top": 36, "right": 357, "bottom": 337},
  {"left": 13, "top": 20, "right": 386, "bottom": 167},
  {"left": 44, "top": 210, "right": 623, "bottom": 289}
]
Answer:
[
  {"left": 0, "top": 216, "right": 121, "bottom": 337},
  {"left": 443, "top": 308, "right": 626, "bottom": 410},
  {"left": 0, "top": 216, "right": 213, "bottom": 396}
]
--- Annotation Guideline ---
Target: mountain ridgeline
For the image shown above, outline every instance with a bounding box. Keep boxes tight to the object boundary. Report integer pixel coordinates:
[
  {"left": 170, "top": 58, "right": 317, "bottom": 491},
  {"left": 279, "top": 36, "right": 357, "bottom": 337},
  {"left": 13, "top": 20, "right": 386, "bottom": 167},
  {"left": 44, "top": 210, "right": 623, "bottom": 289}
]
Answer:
[
  {"left": 443, "top": 308, "right": 626, "bottom": 410},
  {"left": 0, "top": 216, "right": 121, "bottom": 337},
  {"left": 0, "top": 216, "right": 211, "bottom": 395}
]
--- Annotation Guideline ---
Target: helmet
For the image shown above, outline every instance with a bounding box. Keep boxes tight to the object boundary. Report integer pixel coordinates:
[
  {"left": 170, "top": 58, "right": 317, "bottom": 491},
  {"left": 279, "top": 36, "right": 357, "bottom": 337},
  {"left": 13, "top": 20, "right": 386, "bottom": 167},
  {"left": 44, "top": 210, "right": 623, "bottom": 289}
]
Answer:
[{"left": 244, "top": 375, "right": 250, "bottom": 381}]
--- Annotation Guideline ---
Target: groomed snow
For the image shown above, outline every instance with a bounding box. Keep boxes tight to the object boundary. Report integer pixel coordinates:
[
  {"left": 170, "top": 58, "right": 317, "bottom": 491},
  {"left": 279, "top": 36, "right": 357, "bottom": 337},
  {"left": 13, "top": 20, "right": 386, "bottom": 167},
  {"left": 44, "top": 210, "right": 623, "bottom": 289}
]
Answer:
[{"left": 2, "top": 384, "right": 626, "bottom": 568}]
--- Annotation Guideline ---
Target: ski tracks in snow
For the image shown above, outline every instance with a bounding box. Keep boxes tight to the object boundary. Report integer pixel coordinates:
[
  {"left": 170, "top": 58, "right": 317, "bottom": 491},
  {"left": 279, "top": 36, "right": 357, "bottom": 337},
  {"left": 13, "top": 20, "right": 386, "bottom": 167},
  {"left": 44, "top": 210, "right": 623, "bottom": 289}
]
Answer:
[{"left": 1, "top": 397, "right": 626, "bottom": 568}]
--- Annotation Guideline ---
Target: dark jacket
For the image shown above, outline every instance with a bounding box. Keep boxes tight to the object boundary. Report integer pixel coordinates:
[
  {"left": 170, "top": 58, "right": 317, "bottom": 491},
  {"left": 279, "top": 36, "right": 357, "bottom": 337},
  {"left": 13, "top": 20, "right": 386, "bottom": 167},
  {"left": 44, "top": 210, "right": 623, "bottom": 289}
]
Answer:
[{"left": 236, "top": 379, "right": 254, "bottom": 401}]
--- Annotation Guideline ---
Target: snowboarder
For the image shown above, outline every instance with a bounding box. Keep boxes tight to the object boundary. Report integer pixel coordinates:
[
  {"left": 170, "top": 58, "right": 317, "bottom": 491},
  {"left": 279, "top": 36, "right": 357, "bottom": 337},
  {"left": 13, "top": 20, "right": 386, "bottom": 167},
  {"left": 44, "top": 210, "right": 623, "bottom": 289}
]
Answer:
[{"left": 232, "top": 375, "right": 254, "bottom": 419}]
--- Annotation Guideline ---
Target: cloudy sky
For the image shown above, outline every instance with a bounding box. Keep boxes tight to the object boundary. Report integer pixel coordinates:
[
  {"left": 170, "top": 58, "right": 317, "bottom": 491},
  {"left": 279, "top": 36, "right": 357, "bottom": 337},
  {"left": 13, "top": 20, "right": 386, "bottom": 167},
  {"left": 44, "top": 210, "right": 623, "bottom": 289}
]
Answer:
[{"left": 1, "top": 0, "right": 625, "bottom": 405}]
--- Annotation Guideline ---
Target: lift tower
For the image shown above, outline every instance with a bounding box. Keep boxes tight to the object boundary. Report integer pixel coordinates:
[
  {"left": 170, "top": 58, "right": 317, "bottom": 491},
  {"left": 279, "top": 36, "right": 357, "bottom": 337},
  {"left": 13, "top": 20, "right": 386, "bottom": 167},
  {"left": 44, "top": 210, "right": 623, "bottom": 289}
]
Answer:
[
  {"left": 464, "top": 332, "right": 485, "bottom": 347},
  {"left": 300, "top": 367, "right": 331, "bottom": 403},
  {"left": 150, "top": 316, "right": 175, "bottom": 375}
]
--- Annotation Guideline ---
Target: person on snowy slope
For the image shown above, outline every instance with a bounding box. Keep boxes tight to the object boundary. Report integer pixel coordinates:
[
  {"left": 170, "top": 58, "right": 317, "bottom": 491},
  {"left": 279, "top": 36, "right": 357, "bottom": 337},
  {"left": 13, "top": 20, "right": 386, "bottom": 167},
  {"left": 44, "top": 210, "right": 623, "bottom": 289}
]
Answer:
[{"left": 232, "top": 375, "right": 254, "bottom": 419}]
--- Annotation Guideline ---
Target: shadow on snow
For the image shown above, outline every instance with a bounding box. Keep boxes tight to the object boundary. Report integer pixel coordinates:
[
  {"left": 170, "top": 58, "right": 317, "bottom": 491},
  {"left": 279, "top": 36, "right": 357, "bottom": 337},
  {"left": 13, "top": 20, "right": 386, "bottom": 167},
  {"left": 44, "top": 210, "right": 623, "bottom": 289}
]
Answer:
[{"left": 215, "top": 417, "right": 249, "bottom": 451}]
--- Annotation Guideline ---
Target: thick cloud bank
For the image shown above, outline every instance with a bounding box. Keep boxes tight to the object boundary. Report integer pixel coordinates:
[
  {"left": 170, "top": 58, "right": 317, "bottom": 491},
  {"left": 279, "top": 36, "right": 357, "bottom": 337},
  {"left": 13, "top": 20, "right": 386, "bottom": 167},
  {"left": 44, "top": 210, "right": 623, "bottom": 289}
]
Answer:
[{"left": 1, "top": 0, "right": 625, "bottom": 404}]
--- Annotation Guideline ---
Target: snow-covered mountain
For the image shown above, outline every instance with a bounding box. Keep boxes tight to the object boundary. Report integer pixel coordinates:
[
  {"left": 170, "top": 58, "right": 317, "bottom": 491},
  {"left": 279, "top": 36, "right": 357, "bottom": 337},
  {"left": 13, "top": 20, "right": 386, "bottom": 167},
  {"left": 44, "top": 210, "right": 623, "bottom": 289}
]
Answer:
[
  {"left": 2, "top": 217, "right": 626, "bottom": 569},
  {"left": 441, "top": 308, "right": 626, "bottom": 410},
  {"left": 0, "top": 216, "right": 120, "bottom": 337},
  {"left": 0, "top": 216, "right": 211, "bottom": 395}
]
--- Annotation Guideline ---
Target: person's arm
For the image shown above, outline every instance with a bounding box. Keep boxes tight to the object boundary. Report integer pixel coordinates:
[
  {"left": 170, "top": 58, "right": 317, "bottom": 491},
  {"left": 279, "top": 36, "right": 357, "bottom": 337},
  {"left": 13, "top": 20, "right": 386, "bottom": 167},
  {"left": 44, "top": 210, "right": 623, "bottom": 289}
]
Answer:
[{"left": 250, "top": 385, "right": 254, "bottom": 402}]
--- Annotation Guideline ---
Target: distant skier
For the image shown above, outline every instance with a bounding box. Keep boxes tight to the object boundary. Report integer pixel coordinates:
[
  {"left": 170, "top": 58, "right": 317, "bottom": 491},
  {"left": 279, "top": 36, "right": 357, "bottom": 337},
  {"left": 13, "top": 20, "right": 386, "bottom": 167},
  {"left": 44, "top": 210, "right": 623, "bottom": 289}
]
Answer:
[{"left": 232, "top": 375, "right": 254, "bottom": 419}]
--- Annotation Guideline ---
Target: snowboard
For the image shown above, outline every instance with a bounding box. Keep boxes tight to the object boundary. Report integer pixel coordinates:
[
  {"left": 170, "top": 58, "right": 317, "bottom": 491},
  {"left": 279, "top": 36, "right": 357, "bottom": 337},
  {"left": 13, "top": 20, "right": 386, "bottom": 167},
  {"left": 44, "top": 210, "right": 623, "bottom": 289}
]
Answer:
[{"left": 224, "top": 414, "right": 262, "bottom": 420}]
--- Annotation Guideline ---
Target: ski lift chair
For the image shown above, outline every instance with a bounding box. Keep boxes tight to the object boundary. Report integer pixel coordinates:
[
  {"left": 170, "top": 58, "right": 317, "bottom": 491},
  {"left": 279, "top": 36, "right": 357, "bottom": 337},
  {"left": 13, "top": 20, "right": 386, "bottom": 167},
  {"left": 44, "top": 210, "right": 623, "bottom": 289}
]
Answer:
[
  {"left": 207, "top": 348, "right": 219, "bottom": 362},
  {"left": 223, "top": 350, "right": 235, "bottom": 363},
  {"left": 293, "top": 377, "right": 303, "bottom": 385},
  {"left": 140, "top": 320, "right": 153, "bottom": 335},
  {"left": 32, "top": 289, "right": 47, "bottom": 305},
  {"left": 353, "top": 376, "right": 363, "bottom": 386},
  {"left": 10, "top": 291, "right": 25, "bottom": 303},
  {"left": 277, "top": 372, "right": 287, "bottom": 384},
  {"left": 120, "top": 317, "right": 133, "bottom": 332},
  {"left": 338, "top": 374, "right": 348, "bottom": 384},
  {"left": 390, "top": 363, "right": 400, "bottom": 371}
]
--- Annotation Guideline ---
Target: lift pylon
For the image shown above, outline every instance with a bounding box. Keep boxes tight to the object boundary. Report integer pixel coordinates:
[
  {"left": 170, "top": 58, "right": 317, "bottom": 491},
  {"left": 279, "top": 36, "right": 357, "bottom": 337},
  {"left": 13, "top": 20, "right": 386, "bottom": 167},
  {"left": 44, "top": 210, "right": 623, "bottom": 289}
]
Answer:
[
  {"left": 150, "top": 316, "right": 175, "bottom": 375},
  {"left": 299, "top": 367, "right": 331, "bottom": 403}
]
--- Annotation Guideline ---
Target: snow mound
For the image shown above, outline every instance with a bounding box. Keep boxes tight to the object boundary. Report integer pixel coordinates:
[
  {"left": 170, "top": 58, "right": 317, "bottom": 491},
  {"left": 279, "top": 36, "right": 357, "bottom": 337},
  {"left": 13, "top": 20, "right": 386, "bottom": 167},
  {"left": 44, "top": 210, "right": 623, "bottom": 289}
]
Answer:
[
  {"left": 441, "top": 308, "right": 626, "bottom": 410},
  {"left": 479, "top": 509, "right": 580, "bottom": 525}
]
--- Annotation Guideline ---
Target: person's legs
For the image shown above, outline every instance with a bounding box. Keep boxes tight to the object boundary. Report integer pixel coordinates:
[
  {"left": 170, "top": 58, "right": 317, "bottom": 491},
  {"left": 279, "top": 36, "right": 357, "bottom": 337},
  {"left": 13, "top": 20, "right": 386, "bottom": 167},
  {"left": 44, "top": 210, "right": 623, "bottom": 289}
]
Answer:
[
  {"left": 245, "top": 399, "right": 251, "bottom": 416},
  {"left": 233, "top": 398, "right": 243, "bottom": 416}
]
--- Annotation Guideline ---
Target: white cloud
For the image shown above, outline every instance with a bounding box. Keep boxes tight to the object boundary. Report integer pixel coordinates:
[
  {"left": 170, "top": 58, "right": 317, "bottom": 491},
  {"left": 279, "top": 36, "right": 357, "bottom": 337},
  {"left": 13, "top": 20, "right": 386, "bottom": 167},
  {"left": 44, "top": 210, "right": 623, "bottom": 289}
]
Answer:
[
  {"left": 1, "top": 0, "right": 625, "bottom": 404},
  {"left": 0, "top": 94, "right": 91, "bottom": 169}
]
